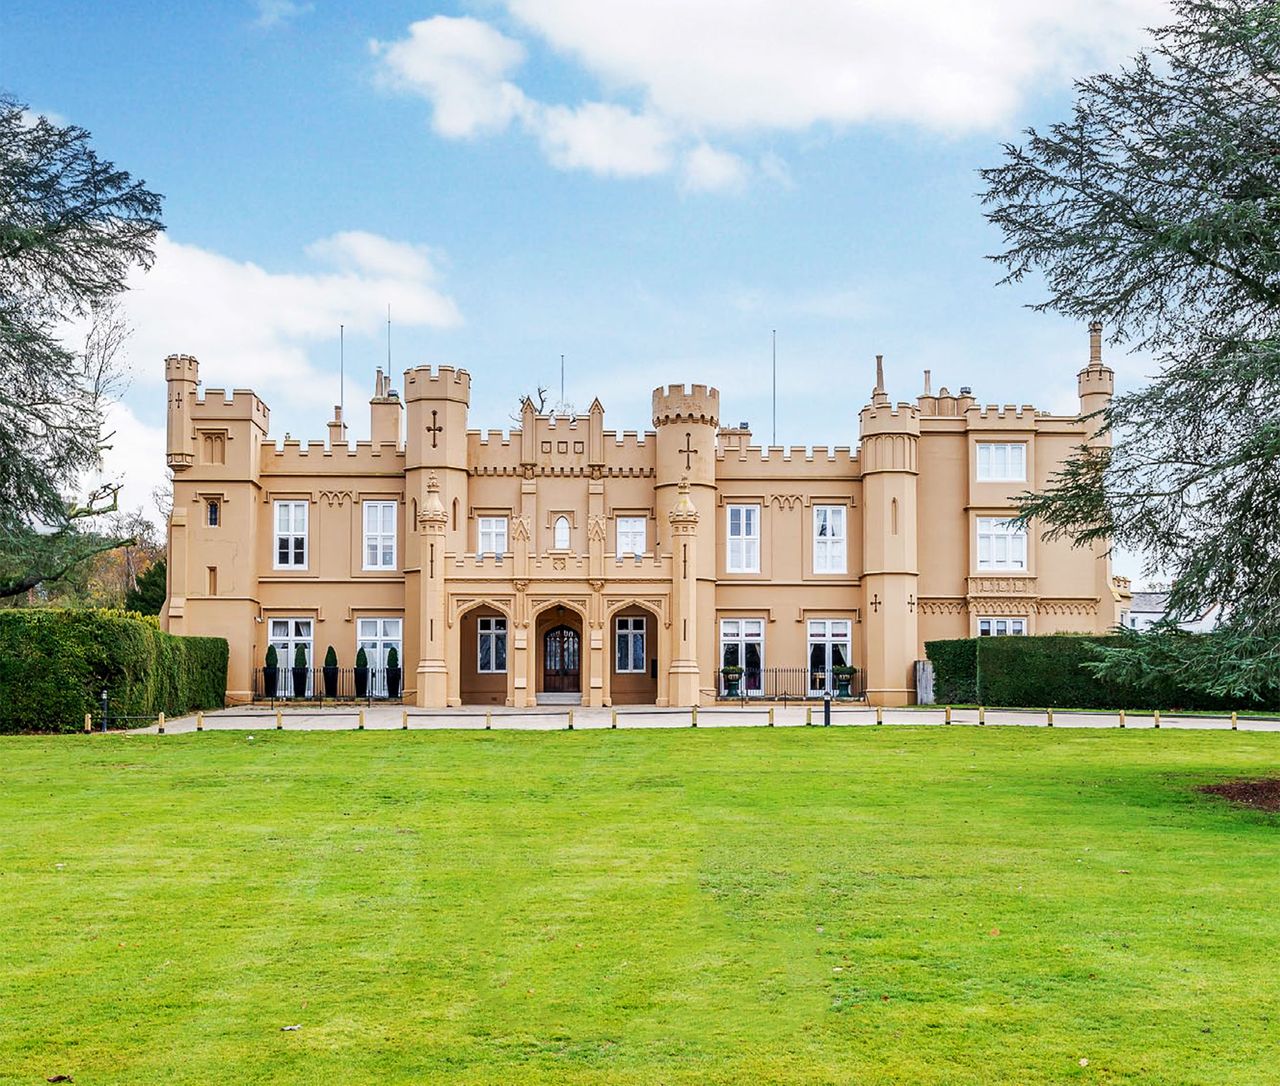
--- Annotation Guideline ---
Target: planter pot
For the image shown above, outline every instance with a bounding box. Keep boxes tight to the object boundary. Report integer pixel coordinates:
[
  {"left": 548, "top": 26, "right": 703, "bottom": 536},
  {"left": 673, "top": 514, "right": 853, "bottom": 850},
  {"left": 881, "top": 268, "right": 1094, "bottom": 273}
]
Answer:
[
  {"left": 386, "top": 667, "right": 402, "bottom": 699},
  {"left": 723, "top": 673, "right": 742, "bottom": 697},
  {"left": 322, "top": 666, "right": 339, "bottom": 699},
  {"left": 291, "top": 666, "right": 308, "bottom": 698},
  {"left": 835, "top": 674, "right": 852, "bottom": 698},
  {"left": 354, "top": 666, "right": 369, "bottom": 699},
  {"left": 263, "top": 666, "right": 279, "bottom": 698}
]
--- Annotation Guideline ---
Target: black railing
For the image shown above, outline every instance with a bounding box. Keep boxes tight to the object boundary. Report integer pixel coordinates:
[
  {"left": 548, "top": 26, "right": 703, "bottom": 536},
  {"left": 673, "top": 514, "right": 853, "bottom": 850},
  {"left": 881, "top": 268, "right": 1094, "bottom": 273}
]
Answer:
[
  {"left": 716, "top": 667, "right": 866, "bottom": 703},
  {"left": 252, "top": 667, "right": 405, "bottom": 705}
]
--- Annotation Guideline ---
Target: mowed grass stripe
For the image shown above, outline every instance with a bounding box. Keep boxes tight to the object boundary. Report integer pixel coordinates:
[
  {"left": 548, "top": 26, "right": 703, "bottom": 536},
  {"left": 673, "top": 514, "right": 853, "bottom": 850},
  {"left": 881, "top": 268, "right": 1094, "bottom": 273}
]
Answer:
[{"left": 0, "top": 727, "right": 1277, "bottom": 1084}]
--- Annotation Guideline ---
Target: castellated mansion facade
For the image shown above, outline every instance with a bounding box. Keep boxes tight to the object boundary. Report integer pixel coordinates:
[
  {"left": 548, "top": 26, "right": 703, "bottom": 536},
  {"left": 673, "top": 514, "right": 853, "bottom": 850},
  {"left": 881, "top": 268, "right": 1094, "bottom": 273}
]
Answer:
[{"left": 161, "top": 326, "right": 1126, "bottom": 707}]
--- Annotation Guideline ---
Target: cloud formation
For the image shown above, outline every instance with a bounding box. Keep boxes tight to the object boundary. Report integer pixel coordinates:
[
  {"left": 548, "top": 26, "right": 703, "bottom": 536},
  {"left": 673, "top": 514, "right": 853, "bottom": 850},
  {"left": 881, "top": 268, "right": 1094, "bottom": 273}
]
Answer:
[{"left": 372, "top": 2, "right": 1166, "bottom": 190}]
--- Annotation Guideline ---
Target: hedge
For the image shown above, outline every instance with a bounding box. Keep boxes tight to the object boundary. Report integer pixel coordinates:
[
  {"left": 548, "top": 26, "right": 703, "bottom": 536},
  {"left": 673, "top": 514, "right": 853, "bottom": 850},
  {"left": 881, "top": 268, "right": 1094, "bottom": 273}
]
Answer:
[
  {"left": 0, "top": 609, "right": 227, "bottom": 733},
  {"left": 926, "top": 634, "right": 1273, "bottom": 712}
]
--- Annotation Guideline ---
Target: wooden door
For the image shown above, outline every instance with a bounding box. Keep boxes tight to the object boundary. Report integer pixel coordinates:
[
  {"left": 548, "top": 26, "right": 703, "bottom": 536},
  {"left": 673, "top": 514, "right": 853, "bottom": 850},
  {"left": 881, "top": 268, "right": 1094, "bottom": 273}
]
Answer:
[{"left": 543, "top": 625, "right": 581, "bottom": 693}]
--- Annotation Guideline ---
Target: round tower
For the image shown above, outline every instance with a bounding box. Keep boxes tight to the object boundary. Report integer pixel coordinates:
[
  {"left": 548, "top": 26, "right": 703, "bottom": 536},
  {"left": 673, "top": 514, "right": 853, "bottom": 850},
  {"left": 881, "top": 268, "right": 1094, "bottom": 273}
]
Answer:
[
  {"left": 164, "top": 353, "right": 199, "bottom": 471},
  {"left": 653, "top": 383, "right": 719, "bottom": 703},
  {"left": 404, "top": 365, "right": 471, "bottom": 553},
  {"left": 858, "top": 357, "right": 921, "bottom": 707},
  {"left": 1077, "top": 321, "right": 1115, "bottom": 446}
]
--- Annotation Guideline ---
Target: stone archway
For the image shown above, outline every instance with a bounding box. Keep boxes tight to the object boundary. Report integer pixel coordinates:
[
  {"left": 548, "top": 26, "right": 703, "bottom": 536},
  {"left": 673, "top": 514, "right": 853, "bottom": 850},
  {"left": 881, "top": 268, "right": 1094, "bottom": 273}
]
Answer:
[
  {"left": 604, "top": 601, "right": 663, "bottom": 706},
  {"left": 532, "top": 602, "right": 587, "bottom": 705}
]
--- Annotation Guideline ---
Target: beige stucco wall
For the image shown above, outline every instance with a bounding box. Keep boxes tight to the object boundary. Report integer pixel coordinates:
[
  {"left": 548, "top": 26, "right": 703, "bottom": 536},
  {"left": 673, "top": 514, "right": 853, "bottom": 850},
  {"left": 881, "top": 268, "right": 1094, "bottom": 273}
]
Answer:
[{"left": 163, "top": 328, "right": 1124, "bottom": 708}]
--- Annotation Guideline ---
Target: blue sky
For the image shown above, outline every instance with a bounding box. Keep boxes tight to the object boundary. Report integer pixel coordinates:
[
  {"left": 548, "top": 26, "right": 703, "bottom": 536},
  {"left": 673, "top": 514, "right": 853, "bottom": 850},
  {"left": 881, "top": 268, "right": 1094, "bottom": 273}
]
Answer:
[{"left": 5, "top": 0, "right": 1165, "bottom": 578}]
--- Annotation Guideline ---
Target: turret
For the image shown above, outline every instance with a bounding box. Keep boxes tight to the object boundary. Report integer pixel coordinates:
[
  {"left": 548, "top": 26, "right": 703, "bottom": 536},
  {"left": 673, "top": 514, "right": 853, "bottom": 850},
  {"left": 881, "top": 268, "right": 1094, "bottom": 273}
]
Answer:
[
  {"left": 1077, "top": 322, "right": 1115, "bottom": 442},
  {"left": 404, "top": 364, "right": 471, "bottom": 552},
  {"left": 165, "top": 353, "right": 199, "bottom": 471}
]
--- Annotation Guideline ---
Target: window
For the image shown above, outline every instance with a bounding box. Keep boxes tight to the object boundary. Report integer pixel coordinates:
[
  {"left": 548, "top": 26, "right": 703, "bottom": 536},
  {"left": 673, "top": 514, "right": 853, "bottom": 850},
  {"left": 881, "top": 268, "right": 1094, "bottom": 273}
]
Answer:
[
  {"left": 977, "top": 443, "right": 1027, "bottom": 482},
  {"left": 813, "top": 505, "right": 847, "bottom": 573},
  {"left": 478, "top": 516, "right": 508, "bottom": 557},
  {"left": 719, "top": 618, "right": 764, "bottom": 695},
  {"left": 206, "top": 566, "right": 218, "bottom": 595},
  {"left": 807, "top": 619, "right": 851, "bottom": 694},
  {"left": 616, "top": 616, "right": 646, "bottom": 672},
  {"left": 977, "top": 517, "right": 1027, "bottom": 570},
  {"left": 979, "top": 617, "right": 1026, "bottom": 637},
  {"left": 616, "top": 516, "right": 646, "bottom": 557},
  {"left": 274, "top": 500, "right": 308, "bottom": 568},
  {"left": 363, "top": 501, "right": 397, "bottom": 570},
  {"left": 726, "top": 504, "right": 760, "bottom": 573},
  {"left": 269, "top": 618, "right": 313, "bottom": 695},
  {"left": 206, "top": 500, "right": 220, "bottom": 527},
  {"left": 477, "top": 616, "right": 507, "bottom": 673},
  {"left": 358, "top": 617, "right": 404, "bottom": 697},
  {"left": 553, "top": 515, "right": 570, "bottom": 550}
]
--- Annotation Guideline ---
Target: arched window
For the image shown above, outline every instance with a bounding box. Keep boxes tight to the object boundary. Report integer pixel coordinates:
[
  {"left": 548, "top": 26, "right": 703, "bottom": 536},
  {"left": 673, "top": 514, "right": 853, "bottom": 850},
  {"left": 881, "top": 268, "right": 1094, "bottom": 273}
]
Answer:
[
  {"left": 553, "top": 515, "right": 570, "bottom": 550},
  {"left": 207, "top": 500, "right": 220, "bottom": 527}
]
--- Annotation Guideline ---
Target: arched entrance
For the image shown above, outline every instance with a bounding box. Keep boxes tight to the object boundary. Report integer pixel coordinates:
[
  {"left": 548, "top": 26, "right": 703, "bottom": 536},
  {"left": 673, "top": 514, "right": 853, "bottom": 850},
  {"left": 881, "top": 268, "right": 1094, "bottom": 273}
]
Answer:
[{"left": 534, "top": 604, "right": 586, "bottom": 704}]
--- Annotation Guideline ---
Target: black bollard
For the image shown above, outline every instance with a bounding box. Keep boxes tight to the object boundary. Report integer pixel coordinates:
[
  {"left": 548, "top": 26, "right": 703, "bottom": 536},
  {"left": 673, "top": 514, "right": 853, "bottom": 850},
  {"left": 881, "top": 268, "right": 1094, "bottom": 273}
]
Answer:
[{"left": 823, "top": 695, "right": 831, "bottom": 727}]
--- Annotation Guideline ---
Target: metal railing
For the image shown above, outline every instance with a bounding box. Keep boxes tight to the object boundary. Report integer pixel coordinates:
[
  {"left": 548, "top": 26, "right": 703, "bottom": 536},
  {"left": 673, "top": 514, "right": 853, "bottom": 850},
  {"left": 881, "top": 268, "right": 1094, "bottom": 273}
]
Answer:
[
  {"left": 252, "top": 667, "right": 404, "bottom": 705},
  {"left": 716, "top": 667, "right": 866, "bottom": 703}
]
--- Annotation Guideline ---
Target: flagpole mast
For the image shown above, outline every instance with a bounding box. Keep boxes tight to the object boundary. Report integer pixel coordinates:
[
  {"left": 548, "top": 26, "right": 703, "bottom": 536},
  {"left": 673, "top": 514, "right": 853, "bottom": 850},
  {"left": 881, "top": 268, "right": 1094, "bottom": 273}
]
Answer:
[{"left": 772, "top": 328, "right": 777, "bottom": 447}]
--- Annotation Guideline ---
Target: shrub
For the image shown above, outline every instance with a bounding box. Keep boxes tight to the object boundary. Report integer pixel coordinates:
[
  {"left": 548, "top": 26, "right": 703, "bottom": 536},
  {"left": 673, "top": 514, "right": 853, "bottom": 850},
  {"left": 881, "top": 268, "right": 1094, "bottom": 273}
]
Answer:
[
  {"left": 386, "top": 646, "right": 399, "bottom": 669},
  {"left": 925, "top": 639, "right": 979, "bottom": 703},
  {"left": 324, "top": 645, "right": 338, "bottom": 668},
  {"left": 0, "top": 609, "right": 227, "bottom": 733},
  {"left": 265, "top": 644, "right": 278, "bottom": 668},
  {"left": 356, "top": 646, "right": 368, "bottom": 669},
  {"left": 293, "top": 644, "right": 307, "bottom": 669}
]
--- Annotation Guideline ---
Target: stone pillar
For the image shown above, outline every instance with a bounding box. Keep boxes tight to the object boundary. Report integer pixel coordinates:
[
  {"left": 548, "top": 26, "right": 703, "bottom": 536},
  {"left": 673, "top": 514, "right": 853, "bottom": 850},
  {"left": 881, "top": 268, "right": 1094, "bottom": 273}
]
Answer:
[
  {"left": 859, "top": 361, "right": 921, "bottom": 707},
  {"left": 416, "top": 474, "right": 449, "bottom": 708},
  {"left": 668, "top": 480, "right": 701, "bottom": 706}
]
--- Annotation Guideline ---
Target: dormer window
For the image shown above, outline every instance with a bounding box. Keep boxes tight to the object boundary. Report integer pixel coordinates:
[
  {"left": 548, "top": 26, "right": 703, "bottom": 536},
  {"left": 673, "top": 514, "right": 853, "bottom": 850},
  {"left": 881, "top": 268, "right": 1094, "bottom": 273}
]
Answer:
[
  {"left": 207, "top": 500, "right": 220, "bottom": 527},
  {"left": 553, "top": 515, "right": 570, "bottom": 550}
]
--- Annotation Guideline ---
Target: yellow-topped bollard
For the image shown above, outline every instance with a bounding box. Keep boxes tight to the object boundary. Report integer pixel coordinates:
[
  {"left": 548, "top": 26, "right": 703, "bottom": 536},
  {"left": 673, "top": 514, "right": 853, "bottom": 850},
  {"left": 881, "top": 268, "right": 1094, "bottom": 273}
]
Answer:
[
  {"left": 944, "top": 705, "right": 952, "bottom": 725},
  {"left": 84, "top": 713, "right": 92, "bottom": 734},
  {"left": 196, "top": 711, "right": 204, "bottom": 732},
  {"left": 1153, "top": 709, "right": 1161, "bottom": 729},
  {"left": 1119, "top": 709, "right": 1126, "bottom": 728},
  {"left": 611, "top": 707, "right": 618, "bottom": 729},
  {"left": 157, "top": 712, "right": 165, "bottom": 735},
  {"left": 567, "top": 708, "right": 574, "bottom": 730},
  {"left": 769, "top": 706, "right": 775, "bottom": 727},
  {"left": 691, "top": 706, "right": 698, "bottom": 728},
  {"left": 401, "top": 709, "right": 409, "bottom": 730},
  {"left": 978, "top": 706, "right": 986, "bottom": 726},
  {"left": 1232, "top": 710, "right": 1238, "bottom": 730},
  {"left": 876, "top": 706, "right": 883, "bottom": 725},
  {"left": 276, "top": 709, "right": 283, "bottom": 730},
  {"left": 1047, "top": 708, "right": 1054, "bottom": 727},
  {"left": 358, "top": 708, "right": 365, "bottom": 730}
]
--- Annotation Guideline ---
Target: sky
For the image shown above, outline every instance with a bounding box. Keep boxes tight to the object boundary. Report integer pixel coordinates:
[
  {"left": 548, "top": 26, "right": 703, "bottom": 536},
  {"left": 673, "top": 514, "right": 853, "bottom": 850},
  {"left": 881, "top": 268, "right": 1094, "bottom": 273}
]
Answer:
[{"left": 5, "top": 0, "right": 1168, "bottom": 578}]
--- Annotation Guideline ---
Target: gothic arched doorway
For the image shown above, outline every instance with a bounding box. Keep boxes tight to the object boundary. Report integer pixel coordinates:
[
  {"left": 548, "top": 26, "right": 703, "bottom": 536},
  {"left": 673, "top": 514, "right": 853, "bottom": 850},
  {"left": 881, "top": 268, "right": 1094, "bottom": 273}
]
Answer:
[{"left": 542, "top": 625, "right": 581, "bottom": 694}]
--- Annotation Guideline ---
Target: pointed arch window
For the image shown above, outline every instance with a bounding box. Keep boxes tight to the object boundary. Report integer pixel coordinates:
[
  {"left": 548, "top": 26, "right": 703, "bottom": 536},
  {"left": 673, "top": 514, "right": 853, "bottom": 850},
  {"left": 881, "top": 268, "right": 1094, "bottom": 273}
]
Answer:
[{"left": 553, "top": 515, "right": 570, "bottom": 550}]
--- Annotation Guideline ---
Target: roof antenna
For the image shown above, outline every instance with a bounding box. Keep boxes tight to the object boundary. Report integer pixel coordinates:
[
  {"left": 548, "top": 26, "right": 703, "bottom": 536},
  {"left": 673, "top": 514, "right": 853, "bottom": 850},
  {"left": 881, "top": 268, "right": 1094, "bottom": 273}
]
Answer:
[
  {"left": 772, "top": 328, "right": 777, "bottom": 447},
  {"left": 339, "top": 323, "right": 345, "bottom": 417}
]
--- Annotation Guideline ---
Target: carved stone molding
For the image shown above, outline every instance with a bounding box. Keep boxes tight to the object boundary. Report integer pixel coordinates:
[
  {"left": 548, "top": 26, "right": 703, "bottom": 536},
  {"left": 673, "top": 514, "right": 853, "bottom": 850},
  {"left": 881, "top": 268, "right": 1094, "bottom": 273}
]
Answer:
[
  {"left": 587, "top": 515, "right": 607, "bottom": 542},
  {"left": 1038, "top": 599, "right": 1099, "bottom": 617},
  {"left": 918, "top": 599, "right": 967, "bottom": 616},
  {"left": 317, "top": 489, "right": 353, "bottom": 507},
  {"left": 968, "top": 576, "right": 1038, "bottom": 596}
]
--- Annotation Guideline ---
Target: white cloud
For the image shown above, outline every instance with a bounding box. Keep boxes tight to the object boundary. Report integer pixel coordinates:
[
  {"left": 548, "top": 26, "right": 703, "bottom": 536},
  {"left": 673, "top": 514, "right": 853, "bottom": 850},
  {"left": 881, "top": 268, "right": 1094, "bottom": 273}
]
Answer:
[
  {"left": 371, "top": 16, "right": 529, "bottom": 138},
  {"left": 254, "top": 0, "right": 313, "bottom": 30},
  {"left": 93, "top": 400, "right": 169, "bottom": 527},
  {"left": 536, "top": 102, "right": 673, "bottom": 177},
  {"left": 372, "top": 2, "right": 1167, "bottom": 189},
  {"left": 681, "top": 143, "right": 749, "bottom": 193},
  {"left": 121, "top": 232, "right": 461, "bottom": 403}
]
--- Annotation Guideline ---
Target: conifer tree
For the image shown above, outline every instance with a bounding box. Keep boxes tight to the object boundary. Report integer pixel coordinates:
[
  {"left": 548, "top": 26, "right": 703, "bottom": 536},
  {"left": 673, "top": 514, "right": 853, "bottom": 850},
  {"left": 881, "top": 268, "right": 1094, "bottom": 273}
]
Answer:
[{"left": 981, "top": 0, "right": 1280, "bottom": 700}]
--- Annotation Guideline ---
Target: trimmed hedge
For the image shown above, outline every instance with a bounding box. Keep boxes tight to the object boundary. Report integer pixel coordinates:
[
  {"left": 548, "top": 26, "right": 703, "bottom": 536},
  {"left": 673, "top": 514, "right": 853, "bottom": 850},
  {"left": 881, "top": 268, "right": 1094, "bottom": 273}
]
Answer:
[
  {"left": 925, "top": 638, "right": 978, "bottom": 703},
  {"left": 926, "top": 634, "right": 1271, "bottom": 712},
  {"left": 0, "top": 609, "right": 227, "bottom": 733}
]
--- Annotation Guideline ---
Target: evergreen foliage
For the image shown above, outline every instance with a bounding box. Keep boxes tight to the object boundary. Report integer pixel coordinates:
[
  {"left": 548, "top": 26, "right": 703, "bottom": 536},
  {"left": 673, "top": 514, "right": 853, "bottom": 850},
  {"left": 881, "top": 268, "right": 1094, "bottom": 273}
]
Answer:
[
  {"left": 265, "top": 644, "right": 278, "bottom": 669},
  {"left": 356, "top": 646, "right": 368, "bottom": 669},
  {"left": 124, "top": 558, "right": 166, "bottom": 615},
  {"left": 386, "top": 646, "right": 399, "bottom": 669},
  {"left": 924, "top": 639, "right": 979, "bottom": 703},
  {"left": 0, "top": 609, "right": 225, "bottom": 732},
  {"left": 324, "top": 645, "right": 337, "bottom": 668},
  {"left": 981, "top": 0, "right": 1280, "bottom": 699},
  {"left": 293, "top": 644, "right": 307, "bottom": 669}
]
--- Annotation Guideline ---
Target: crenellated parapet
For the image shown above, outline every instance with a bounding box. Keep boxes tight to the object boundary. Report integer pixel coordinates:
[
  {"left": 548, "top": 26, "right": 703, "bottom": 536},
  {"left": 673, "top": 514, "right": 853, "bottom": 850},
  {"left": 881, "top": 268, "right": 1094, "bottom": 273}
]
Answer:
[
  {"left": 404, "top": 364, "right": 472, "bottom": 404},
  {"left": 262, "top": 440, "right": 406, "bottom": 475},
  {"left": 652, "top": 384, "right": 720, "bottom": 428},
  {"left": 193, "top": 388, "right": 271, "bottom": 425}
]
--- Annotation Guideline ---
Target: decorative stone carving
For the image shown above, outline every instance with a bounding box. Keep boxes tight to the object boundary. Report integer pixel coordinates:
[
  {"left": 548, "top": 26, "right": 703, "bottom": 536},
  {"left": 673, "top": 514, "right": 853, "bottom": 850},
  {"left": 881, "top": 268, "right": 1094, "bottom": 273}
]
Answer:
[{"left": 317, "top": 489, "right": 352, "bottom": 507}]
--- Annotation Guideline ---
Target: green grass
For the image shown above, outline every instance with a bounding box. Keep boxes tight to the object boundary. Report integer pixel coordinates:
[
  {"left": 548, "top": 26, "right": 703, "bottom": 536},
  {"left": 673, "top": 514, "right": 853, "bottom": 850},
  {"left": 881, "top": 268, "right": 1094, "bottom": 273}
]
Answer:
[{"left": 2, "top": 727, "right": 1278, "bottom": 1085}]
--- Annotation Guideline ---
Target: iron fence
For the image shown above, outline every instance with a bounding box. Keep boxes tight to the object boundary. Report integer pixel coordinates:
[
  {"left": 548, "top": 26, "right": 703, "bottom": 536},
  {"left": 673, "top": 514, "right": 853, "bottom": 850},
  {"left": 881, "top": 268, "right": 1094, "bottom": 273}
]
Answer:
[
  {"left": 716, "top": 667, "right": 866, "bottom": 703},
  {"left": 252, "top": 667, "right": 405, "bottom": 705}
]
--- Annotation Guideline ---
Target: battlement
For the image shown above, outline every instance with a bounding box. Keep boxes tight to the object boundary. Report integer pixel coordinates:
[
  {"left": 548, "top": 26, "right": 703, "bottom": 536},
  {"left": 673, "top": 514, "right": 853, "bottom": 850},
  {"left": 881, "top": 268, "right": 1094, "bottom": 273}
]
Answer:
[
  {"left": 262, "top": 439, "right": 406, "bottom": 474},
  {"left": 404, "top": 365, "right": 472, "bottom": 403},
  {"left": 968, "top": 404, "right": 1040, "bottom": 421},
  {"left": 602, "top": 430, "right": 654, "bottom": 451},
  {"left": 652, "top": 383, "right": 720, "bottom": 427},
  {"left": 193, "top": 388, "right": 270, "bottom": 424},
  {"left": 1077, "top": 363, "right": 1115, "bottom": 395},
  {"left": 859, "top": 400, "right": 921, "bottom": 438},
  {"left": 716, "top": 444, "right": 859, "bottom": 477},
  {"left": 164, "top": 353, "right": 198, "bottom": 382}
]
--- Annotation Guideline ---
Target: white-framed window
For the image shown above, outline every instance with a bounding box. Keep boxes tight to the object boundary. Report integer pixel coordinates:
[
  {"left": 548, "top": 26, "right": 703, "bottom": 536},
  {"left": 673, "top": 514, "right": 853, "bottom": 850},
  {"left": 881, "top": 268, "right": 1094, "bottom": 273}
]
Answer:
[
  {"left": 274, "top": 500, "right": 308, "bottom": 569},
  {"left": 813, "top": 505, "right": 847, "bottom": 574},
  {"left": 616, "top": 516, "right": 646, "bottom": 557},
  {"left": 976, "top": 517, "right": 1027, "bottom": 571},
  {"left": 726, "top": 504, "right": 760, "bottom": 573},
  {"left": 207, "top": 500, "right": 220, "bottom": 528},
  {"left": 978, "top": 617, "right": 1026, "bottom": 637},
  {"left": 552, "top": 515, "right": 571, "bottom": 550},
  {"left": 478, "top": 516, "right": 508, "bottom": 557},
  {"left": 269, "top": 617, "right": 313, "bottom": 694},
  {"left": 363, "top": 501, "right": 397, "bottom": 570},
  {"left": 720, "top": 617, "right": 764, "bottom": 694},
  {"left": 358, "top": 617, "right": 403, "bottom": 697},
  {"left": 807, "top": 619, "right": 852, "bottom": 694},
  {"left": 616, "top": 616, "right": 646, "bottom": 673},
  {"left": 977, "top": 443, "right": 1027, "bottom": 482},
  {"left": 477, "top": 616, "right": 507, "bottom": 673}
]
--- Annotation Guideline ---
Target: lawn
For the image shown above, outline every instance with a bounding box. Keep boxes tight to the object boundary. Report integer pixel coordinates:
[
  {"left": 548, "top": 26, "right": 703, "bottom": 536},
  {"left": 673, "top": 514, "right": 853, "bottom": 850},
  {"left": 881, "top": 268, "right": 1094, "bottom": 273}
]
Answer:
[{"left": 1, "top": 727, "right": 1277, "bottom": 1085}]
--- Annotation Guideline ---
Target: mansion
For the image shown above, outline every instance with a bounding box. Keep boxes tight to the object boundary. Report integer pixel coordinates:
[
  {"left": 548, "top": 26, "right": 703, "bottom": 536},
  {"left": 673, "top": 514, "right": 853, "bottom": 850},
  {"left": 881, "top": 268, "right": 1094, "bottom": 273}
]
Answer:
[{"left": 161, "top": 325, "right": 1127, "bottom": 707}]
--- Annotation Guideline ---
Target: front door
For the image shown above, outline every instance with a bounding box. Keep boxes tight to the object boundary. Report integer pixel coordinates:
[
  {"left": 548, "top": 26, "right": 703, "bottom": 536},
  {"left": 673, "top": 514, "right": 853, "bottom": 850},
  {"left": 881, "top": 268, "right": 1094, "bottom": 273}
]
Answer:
[{"left": 543, "top": 625, "right": 581, "bottom": 693}]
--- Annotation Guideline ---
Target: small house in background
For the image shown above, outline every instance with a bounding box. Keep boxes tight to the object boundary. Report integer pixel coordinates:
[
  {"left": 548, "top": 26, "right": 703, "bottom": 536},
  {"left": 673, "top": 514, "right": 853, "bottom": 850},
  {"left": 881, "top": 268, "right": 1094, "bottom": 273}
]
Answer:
[{"left": 1127, "top": 589, "right": 1220, "bottom": 633}]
